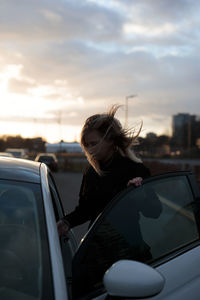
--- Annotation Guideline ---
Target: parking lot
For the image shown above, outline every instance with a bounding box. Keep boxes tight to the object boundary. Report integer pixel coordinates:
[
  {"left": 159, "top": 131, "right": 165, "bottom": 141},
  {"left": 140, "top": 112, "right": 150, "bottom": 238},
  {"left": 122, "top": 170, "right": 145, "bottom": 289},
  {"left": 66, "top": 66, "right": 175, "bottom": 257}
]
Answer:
[{"left": 53, "top": 171, "right": 89, "bottom": 243}]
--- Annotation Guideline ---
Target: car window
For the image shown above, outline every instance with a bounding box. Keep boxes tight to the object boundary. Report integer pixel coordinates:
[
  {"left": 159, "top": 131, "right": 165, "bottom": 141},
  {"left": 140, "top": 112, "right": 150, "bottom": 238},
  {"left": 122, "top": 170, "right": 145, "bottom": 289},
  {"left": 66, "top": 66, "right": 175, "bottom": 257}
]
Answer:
[
  {"left": 0, "top": 180, "right": 54, "bottom": 300},
  {"left": 48, "top": 173, "right": 64, "bottom": 221},
  {"left": 72, "top": 172, "right": 200, "bottom": 299},
  {"left": 40, "top": 156, "right": 54, "bottom": 162}
]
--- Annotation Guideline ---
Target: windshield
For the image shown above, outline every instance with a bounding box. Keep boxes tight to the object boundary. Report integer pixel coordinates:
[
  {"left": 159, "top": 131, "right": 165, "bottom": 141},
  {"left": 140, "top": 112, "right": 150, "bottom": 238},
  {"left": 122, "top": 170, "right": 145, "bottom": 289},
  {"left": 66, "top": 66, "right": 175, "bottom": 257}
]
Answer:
[
  {"left": 40, "top": 156, "right": 54, "bottom": 162},
  {"left": 0, "top": 180, "right": 53, "bottom": 300}
]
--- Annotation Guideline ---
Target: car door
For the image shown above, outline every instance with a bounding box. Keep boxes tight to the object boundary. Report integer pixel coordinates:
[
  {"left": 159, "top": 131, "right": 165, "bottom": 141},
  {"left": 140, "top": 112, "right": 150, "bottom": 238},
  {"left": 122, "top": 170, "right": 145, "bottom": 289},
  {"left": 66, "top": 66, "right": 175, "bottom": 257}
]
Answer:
[{"left": 71, "top": 171, "right": 200, "bottom": 299}]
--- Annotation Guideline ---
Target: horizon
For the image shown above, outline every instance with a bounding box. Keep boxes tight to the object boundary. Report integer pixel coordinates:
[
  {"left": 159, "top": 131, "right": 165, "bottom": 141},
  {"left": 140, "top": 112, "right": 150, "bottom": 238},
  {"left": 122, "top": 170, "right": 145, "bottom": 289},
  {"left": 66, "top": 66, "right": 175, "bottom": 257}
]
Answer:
[{"left": 1, "top": 110, "right": 198, "bottom": 144}]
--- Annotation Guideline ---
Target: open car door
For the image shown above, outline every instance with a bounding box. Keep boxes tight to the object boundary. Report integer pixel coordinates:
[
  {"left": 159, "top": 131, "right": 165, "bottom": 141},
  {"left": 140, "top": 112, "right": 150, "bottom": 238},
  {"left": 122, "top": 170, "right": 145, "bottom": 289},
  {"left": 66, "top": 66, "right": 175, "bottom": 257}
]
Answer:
[{"left": 66, "top": 171, "right": 200, "bottom": 299}]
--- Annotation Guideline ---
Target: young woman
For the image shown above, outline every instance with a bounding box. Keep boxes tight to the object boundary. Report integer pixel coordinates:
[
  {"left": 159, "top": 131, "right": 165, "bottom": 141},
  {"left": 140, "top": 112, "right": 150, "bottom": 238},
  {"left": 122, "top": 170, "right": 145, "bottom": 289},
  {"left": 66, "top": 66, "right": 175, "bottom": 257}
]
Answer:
[{"left": 57, "top": 105, "right": 150, "bottom": 236}]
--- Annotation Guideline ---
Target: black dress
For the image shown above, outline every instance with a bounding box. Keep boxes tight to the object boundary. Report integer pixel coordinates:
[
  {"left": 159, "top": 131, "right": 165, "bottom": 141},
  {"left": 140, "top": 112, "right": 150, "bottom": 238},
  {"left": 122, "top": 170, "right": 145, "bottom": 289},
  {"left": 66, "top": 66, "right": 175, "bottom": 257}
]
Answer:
[{"left": 64, "top": 152, "right": 150, "bottom": 228}]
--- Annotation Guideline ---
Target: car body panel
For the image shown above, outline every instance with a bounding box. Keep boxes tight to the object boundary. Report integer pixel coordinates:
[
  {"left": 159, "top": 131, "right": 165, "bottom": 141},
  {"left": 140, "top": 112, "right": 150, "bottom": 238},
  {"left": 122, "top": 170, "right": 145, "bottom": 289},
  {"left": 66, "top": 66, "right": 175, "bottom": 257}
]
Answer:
[
  {"left": 0, "top": 157, "right": 40, "bottom": 183},
  {"left": 155, "top": 245, "right": 200, "bottom": 299}
]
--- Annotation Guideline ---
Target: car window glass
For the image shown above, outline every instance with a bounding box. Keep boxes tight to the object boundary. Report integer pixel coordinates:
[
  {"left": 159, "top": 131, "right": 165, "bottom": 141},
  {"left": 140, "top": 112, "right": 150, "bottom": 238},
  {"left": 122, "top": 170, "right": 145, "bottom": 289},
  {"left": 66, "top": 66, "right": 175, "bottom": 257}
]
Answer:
[
  {"left": 72, "top": 174, "right": 200, "bottom": 298},
  {"left": 48, "top": 174, "right": 63, "bottom": 221},
  {"left": 0, "top": 180, "right": 53, "bottom": 300}
]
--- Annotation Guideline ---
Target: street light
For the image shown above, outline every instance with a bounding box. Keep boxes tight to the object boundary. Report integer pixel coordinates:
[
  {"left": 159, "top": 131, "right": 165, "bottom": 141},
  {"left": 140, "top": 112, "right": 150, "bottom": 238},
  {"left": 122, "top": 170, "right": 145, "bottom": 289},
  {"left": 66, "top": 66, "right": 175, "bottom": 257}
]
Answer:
[{"left": 125, "top": 94, "right": 137, "bottom": 128}]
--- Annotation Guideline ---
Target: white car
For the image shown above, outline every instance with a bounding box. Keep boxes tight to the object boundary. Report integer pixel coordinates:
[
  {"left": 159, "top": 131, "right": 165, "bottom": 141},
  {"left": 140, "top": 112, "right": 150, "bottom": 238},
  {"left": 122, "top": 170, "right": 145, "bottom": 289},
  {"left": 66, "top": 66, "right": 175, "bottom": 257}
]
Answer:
[
  {"left": 5, "top": 148, "right": 27, "bottom": 159},
  {"left": 0, "top": 152, "right": 14, "bottom": 157},
  {"left": 0, "top": 156, "right": 200, "bottom": 300}
]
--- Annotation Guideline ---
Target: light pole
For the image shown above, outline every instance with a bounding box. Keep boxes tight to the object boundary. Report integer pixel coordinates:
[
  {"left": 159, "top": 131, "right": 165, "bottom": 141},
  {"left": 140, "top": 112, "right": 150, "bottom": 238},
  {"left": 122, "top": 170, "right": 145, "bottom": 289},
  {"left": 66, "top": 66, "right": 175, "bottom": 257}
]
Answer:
[{"left": 125, "top": 94, "right": 137, "bottom": 128}]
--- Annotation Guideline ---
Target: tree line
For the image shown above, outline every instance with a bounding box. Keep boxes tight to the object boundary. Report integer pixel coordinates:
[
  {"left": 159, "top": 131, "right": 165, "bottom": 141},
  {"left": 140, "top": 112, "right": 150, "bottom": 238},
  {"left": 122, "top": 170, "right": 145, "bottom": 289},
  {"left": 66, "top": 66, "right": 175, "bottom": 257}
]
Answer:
[{"left": 0, "top": 132, "right": 199, "bottom": 159}]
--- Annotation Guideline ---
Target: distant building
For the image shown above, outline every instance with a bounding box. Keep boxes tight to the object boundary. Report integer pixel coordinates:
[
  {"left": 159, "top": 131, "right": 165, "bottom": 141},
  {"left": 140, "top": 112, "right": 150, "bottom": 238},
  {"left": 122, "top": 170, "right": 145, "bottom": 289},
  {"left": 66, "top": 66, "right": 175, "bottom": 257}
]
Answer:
[
  {"left": 45, "top": 142, "right": 83, "bottom": 153},
  {"left": 172, "top": 113, "right": 199, "bottom": 149}
]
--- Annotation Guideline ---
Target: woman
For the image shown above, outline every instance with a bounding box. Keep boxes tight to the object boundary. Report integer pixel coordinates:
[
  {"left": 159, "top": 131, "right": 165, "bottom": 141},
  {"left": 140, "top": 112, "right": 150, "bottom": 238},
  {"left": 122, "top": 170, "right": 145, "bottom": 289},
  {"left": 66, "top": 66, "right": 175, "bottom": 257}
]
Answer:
[{"left": 57, "top": 105, "right": 150, "bottom": 236}]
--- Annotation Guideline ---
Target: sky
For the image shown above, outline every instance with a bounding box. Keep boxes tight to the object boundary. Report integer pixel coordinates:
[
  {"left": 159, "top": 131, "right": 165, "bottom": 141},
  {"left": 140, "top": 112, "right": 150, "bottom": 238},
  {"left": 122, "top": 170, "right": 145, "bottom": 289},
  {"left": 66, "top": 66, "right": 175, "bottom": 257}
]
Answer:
[{"left": 0, "top": 0, "right": 200, "bottom": 143}]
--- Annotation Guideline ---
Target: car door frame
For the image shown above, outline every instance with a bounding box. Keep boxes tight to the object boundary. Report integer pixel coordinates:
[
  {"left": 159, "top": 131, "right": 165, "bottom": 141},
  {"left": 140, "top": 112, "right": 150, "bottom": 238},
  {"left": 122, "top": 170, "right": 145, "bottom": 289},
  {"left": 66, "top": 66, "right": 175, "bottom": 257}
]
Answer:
[
  {"left": 47, "top": 170, "right": 78, "bottom": 298},
  {"left": 40, "top": 164, "right": 69, "bottom": 300}
]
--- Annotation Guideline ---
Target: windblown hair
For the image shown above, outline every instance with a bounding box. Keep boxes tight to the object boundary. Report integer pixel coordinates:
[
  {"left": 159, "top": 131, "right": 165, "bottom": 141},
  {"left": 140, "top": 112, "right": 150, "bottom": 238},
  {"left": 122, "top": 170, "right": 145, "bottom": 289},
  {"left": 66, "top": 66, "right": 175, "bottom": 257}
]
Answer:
[{"left": 80, "top": 105, "right": 142, "bottom": 175}]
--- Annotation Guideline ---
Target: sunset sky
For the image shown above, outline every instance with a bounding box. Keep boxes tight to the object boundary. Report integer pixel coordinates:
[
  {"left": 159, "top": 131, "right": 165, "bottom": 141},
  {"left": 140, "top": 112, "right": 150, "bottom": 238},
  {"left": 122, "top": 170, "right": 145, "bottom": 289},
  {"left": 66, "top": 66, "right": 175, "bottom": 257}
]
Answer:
[{"left": 0, "top": 0, "right": 199, "bottom": 143}]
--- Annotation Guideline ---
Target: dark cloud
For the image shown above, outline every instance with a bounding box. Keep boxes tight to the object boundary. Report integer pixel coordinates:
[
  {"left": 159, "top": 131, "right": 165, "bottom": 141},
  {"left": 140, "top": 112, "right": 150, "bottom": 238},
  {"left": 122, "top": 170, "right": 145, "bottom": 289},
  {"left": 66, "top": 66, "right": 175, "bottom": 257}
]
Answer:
[{"left": 0, "top": 0, "right": 124, "bottom": 42}]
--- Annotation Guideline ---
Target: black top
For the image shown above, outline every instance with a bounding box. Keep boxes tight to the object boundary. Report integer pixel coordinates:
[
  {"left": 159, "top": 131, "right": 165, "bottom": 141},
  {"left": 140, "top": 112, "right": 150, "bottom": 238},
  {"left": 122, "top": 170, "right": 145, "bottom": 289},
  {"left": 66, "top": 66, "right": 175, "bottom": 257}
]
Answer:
[{"left": 64, "top": 152, "right": 150, "bottom": 228}]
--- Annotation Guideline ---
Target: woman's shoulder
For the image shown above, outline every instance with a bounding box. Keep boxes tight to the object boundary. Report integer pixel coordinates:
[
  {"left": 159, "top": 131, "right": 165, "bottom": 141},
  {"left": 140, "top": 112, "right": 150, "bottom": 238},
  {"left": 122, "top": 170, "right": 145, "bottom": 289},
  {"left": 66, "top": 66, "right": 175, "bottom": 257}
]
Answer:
[
  {"left": 118, "top": 155, "right": 150, "bottom": 177},
  {"left": 117, "top": 154, "right": 139, "bottom": 166}
]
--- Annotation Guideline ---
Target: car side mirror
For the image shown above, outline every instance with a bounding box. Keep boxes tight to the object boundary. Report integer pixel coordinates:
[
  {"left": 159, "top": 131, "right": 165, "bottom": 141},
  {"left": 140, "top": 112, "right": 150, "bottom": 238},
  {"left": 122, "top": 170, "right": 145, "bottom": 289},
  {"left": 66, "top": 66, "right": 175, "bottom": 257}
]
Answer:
[{"left": 103, "top": 260, "right": 165, "bottom": 298}]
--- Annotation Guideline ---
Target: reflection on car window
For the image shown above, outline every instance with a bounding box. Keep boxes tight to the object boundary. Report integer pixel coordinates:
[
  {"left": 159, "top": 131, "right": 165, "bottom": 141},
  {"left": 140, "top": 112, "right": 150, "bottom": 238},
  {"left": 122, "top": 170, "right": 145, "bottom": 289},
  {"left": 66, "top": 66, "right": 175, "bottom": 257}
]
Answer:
[
  {"left": 73, "top": 174, "right": 199, "bottom": 298},
  {"left": 0, "top": 180, "right": 53, "bottom": 300}
]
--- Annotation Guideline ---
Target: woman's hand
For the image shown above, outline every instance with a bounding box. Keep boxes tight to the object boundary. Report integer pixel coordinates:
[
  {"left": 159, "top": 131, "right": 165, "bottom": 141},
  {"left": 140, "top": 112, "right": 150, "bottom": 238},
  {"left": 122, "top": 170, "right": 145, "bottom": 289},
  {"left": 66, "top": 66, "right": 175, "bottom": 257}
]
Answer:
[
  {"left": 57, "top": 219, "right": 70, "bottom": 237},
  {"left": 127, "top": 177, "right": 143, "bottom": 187}
]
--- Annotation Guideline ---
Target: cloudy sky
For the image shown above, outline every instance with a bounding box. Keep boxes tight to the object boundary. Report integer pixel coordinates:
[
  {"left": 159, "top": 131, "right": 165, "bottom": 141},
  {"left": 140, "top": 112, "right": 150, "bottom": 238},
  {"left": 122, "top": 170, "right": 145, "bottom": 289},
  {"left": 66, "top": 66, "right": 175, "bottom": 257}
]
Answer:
[{"left": 0, "top": 0, "right": 199, "bottom": 142}]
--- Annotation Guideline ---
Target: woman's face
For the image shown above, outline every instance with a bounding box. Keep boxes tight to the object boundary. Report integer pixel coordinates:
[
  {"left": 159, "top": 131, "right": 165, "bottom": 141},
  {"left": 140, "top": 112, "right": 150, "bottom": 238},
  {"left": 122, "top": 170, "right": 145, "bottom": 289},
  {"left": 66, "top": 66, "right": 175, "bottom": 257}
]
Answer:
[{"left": 84, "top": 130, "right": 114, "bottom": 163}]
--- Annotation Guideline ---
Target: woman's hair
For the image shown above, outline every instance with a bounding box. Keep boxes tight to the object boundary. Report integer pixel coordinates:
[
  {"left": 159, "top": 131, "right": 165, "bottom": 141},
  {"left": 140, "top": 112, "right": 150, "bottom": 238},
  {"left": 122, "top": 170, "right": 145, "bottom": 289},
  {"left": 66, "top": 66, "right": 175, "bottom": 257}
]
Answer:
[{"left": 80, "top": 105, "right": 142, "bottom": 175}]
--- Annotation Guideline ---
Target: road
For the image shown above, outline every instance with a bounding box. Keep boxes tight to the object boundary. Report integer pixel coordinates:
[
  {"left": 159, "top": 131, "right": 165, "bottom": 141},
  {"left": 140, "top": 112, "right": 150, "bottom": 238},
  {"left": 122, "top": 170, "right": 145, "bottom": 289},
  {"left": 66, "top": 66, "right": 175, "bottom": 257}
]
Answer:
[{"left": 53, "top": 171, "right": 89, "bottom": 243}]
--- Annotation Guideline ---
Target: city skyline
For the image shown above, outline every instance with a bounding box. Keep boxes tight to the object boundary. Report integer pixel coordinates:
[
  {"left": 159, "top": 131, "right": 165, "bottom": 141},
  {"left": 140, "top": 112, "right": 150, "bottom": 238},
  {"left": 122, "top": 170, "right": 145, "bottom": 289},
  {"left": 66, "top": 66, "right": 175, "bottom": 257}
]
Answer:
[{"left": 0, "top": 0, "right": 199, "bottom": 142}]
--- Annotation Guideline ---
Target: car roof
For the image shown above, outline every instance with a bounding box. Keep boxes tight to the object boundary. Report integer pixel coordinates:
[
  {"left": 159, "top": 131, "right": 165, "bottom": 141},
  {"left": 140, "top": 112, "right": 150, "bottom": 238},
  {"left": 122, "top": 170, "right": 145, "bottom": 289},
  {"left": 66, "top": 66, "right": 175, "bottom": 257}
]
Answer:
[{"left": 0, "top": 157, "right": 41, "bottom": 183}]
